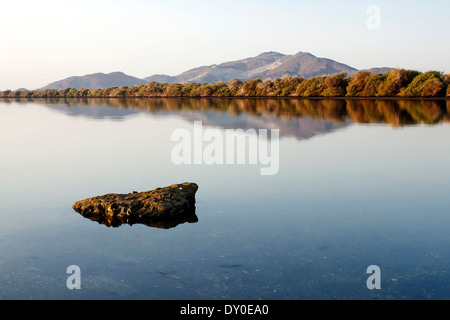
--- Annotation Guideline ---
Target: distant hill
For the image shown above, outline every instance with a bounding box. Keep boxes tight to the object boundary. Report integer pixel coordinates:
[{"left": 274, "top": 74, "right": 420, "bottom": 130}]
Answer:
[
  {"left": 39, "top": 52, "right": 393, "bottom": 89},
  {"left": 144, "top": 74, "right": 176, "bottom": 84},
  {"left": 40, "top": 72, "right": 147, "bottom": 90},
  {"left": 363, "top": 67, "right": 393, "bottom": 74}
]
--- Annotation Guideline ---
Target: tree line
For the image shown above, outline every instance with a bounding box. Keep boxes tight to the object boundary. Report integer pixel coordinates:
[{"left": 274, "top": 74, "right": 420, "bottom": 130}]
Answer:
[{"left": 1, "top": 69, "right": 449, "bottom": 99}]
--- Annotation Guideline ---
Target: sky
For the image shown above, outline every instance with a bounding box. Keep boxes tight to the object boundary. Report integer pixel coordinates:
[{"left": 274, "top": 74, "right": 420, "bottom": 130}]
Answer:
[{"left": 0, "top": 0, "right": 449, "bottom": 90}]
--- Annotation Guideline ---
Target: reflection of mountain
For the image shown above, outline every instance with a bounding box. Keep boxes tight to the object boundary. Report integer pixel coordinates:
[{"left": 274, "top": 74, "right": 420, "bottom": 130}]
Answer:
[
  {"left": 10, "top": 98, "right": 449, "bottom": 139},
  {"left": 37, "top": 98, "right": 351, "bottom": 140},
  {"left": 42, "top": 101, "right": 142, "bottom": 120},
  {"left": 176, "top": 111, "right": 349, "bottom": 141}
]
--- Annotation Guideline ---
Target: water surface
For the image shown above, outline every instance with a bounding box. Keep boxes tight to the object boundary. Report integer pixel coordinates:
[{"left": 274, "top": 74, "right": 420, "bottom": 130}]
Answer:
[{"left": 0, "top": 98, "right": 449, "bottom": 300}]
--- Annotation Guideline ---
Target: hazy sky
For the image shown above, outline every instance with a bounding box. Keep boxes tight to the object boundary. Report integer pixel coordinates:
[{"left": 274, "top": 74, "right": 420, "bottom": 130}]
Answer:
[{"left": 1, "top": 0, "right": 449, "bottom": 90}]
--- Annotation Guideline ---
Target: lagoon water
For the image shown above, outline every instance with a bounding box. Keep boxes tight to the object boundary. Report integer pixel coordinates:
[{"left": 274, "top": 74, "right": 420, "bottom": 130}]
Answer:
[{"left": 0, "top": 98, "right": 449, "bottom": 300}]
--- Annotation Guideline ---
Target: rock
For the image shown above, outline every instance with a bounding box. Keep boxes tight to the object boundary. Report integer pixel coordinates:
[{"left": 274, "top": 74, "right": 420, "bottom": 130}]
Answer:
[{"left": 72, "top": 182, "right": 199, "bottom": 228}]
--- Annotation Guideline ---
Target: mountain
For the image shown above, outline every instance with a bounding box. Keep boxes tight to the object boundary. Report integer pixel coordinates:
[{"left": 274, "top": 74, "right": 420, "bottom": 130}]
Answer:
[
  {"left": 39, "top": 51, "right": 392, "bottom": 89},
  {"left": 40, "top": 72, "right": 147, "bottom": 90},
  {"left": 144, "top": 74, "right": 176, "bottom": 83},
  {"left": 144, "top": 51, "right": 360, "bottom": 84},
  {"left": 363, "top": 67, "right": 393, "bottom": 74}
]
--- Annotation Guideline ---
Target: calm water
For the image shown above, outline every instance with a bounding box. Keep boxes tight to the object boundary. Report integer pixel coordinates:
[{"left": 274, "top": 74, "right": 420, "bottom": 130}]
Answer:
[{"left": 0, "top": 98, "right": 449, "bottom": 300}]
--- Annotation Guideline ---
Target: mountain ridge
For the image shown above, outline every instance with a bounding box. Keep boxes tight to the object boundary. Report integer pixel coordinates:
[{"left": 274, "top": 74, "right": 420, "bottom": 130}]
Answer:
[
  {"left": 40, "top": 71, "right": 147, "bottom": 90},
  {"left": 39, "top": 51, "right": 392, "bottom": 90}
]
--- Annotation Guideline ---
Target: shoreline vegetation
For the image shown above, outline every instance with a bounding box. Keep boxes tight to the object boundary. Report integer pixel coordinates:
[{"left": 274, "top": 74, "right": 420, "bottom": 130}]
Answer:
[{"left": 1, "top": 69, "right": 449, "bottom": 99}]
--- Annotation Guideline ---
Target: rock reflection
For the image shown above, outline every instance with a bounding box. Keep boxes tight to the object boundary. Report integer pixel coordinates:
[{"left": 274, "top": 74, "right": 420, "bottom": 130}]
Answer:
[{"left": 79, "top": 208, "right": 198, "bottom": 229}]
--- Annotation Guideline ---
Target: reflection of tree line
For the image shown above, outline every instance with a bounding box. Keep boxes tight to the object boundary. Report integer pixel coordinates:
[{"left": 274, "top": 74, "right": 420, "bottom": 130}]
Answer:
[{"left": 5, "top": 97, "right": 450, "bottom": 126}]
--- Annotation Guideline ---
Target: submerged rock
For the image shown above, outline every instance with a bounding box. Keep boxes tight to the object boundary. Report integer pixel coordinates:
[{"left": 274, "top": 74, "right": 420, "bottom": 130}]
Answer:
[{"left": 72, "top": 182, "right": 199, "bottom": 228}]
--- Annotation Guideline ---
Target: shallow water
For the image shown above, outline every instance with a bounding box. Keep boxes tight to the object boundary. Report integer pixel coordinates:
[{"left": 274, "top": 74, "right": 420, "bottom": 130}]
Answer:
[{"left": 0, "top": 98, "right": 449, "bottom": 300}]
